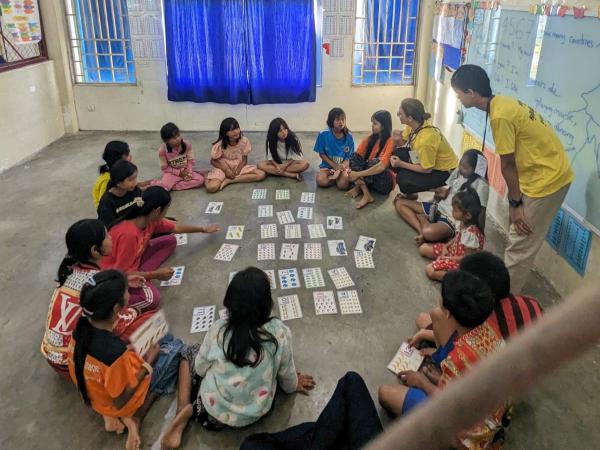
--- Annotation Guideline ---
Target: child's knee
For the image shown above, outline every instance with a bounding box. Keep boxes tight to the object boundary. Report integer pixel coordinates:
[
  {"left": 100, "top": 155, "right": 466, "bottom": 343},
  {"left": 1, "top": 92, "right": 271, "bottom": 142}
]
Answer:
[
  {"left": 425, "top": 264, "right": 435, "bottom": 278},
  {"left": 378, "top": 384, "right": 395, "bottom": 409},
  {"left": 415, "top": 312, "right": 431, "bottom": 329},
  {"left": 418, "top": 244, "right": 429, "bottom": 257},
  {"left": 299, "top": 160, "right": 310, "bottom": 171},
  {"left": 256, "top": 170, "right": 267, "bottom": 181},
  {"left": 206, "top": 183, "right": 219, "bottom": 193}
]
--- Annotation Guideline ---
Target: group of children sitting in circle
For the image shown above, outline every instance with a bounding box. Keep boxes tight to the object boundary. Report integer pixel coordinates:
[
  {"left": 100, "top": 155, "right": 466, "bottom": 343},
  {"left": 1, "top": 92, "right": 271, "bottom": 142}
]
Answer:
[{"left": 40, "top": 98, "right": 542, "bottom": 450}]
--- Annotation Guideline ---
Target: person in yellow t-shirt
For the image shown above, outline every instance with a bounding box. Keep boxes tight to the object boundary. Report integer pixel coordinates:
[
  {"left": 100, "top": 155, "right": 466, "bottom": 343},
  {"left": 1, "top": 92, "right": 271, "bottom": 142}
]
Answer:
[
  {"left": 390, "top": 98, "right": 458, "bottom": 201},
  {"left": 451, "top": 64, "right": 573, "bottom": 293},
  {"left": 92, "top": 141, "right": 132, "bottom": 208}
]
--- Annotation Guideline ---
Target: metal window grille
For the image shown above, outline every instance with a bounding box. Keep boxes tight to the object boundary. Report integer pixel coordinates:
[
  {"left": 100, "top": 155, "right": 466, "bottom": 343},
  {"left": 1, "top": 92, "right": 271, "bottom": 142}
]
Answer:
[
  {"left": 353, "top": 0, "right": 419, "bottom": 86},
  {"left": 0, "top": 8, "right": 47, "bottom": 73},
  {"left": 64, "top": 0, "right": 135, "bottom": 84}
]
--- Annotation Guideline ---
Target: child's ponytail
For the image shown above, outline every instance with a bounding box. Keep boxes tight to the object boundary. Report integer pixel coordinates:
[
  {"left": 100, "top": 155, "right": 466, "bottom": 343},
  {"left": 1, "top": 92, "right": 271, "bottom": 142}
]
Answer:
[
  {"left": 99, "top": 141, "right": 130, "bottom": 174},
  {"left": 107, "top": 160, "right": 138, "bottom": 190},
  {"left": 56, "top": 219, "right": 106, "bottom": 285},
  {"left": 460, "top": 149, "right": 488, "bottom": 190}
]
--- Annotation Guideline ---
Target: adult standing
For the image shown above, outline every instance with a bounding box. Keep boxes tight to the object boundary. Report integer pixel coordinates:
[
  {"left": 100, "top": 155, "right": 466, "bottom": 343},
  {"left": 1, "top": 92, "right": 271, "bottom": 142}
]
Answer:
[{"left": 451, "top": 64, "right": 573, "bottom": 293}]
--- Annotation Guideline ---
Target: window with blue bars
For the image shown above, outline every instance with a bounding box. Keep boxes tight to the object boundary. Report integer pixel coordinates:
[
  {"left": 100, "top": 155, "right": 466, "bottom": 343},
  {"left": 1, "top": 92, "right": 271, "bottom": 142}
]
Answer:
[
  {"left": 353, "top": 0, "right": 420, "bottom": 86},
  {"left": 64, "top": 0, "right": 136, "bottom": 84}
]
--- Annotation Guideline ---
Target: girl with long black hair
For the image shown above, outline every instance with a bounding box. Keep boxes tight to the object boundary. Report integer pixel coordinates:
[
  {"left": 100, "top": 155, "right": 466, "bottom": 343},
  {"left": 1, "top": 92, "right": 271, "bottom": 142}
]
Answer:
[{"left": 258, "top": 118, "right": 309, "bottom": 181}]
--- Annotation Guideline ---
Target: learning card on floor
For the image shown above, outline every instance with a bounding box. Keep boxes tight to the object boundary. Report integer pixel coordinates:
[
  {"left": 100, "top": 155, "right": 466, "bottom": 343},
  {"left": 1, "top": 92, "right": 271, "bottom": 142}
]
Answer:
[
  {"left": 302, "top": 267, "right": 325, "bottom": 289},
  {"left": 297, "top": 206, "right": 313, "bottom": 220},
  {"left": 261, "top": 223, "right": 278, "bottom": 239},
  {"left": 258, "top": 204, "right": 273, "bottom": 218},
  {"left": 190, "top": 305, "right": 216, "bottom": 333},
  {"left": 355, "top": 235, "right": 376, "bottom": 252},
  {"left": 277, "top": 295, "right": 302, "bottom": 321},
  {"left": 326, "top": 216, "right": 343, "bottom": 230},
  {"left": 214, "top": 244, "right": 239, "bottom": 261},
  {"left": 280, "top": 243, "right": 299, "bottom": 260},
  {"left": 354, "top": 250, "right": 375, "bottom": 269},
  {"left": 304, "top": 242, "right": 322, "bottom": 260},
  {"left": 277, "top": 210, "right": 295, "bottom": 225},
  {"left": 252, "top": 188, "right": 267, "bottom": 200},
  {"left": 328, "top": 267, "right": 354, "bottom": 289},
  {"left": 300, "top": 192, "right": 316, "bottom": 204},
  {"left": 275, "top": 189, "right": 290, "bottom": 200},
  {"left": 129, "top": 310, "right": 169, "bottom": 356},
  {"left": 218, "top": 308, "right": 229, "bottom": 321},
  {"left": 257, "top": 243, "right": 276, "bottom": 261},
  {"left": 337, "top": 290, "right": 362, "bottom": 314},
  {"left": 284, "top": 224, "right": 302, "bottom": 239},
  {"left": 263, "top": 269, "right": 277, "bottom": 290},
  {"left": 175, "top": 233, "right": 188, "bottom": 246},
  {"left": 278, "top": 268, "right": 301, "bottom": 290},
  {"left": 226, "top": 225, "right": 245, "bottom": 240},
  {"left": 387, "top": 342, "right": 425, "bottom": 375},
  {"left": 313, "top": 291, "right": 337, "bottom": 315},
  {"left": 205, "top": 202, "right": 223, "bottom": 214},
  {"left": 328, "top": 240, "right": 348, "bottom": 256},
  {"left": 308, "top": 224, "right": 327, "bottom": 239},
  {"left": 160, "top": 266, "right": 185, "bottom": 286}
]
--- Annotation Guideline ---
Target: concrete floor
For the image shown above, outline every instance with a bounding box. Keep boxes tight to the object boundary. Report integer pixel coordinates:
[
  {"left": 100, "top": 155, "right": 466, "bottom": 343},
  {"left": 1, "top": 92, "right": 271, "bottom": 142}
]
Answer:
[{"left": 1, "top": 131, "right": 599, "bottom": 450}]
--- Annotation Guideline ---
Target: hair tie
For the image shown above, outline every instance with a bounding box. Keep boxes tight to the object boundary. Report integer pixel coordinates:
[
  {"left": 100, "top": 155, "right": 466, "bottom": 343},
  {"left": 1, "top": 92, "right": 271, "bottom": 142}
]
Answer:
[
  {"left": 81, "top": 307, "right": 94, "bottom": 317},
  {"left": 87, "top": 276, "right": 97, "bottom": 287},
  {"left": 134, "top": 197, "right": 144, "bottom": 207}
]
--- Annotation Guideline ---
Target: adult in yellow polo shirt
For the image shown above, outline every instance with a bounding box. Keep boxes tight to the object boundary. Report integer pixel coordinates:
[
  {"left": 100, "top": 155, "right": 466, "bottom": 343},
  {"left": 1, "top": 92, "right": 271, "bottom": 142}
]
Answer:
[
  {"left": 451, "top": 65, "right": 573, "bottom": 293},
  {"left": 390, "top": 98, "right": 458, "bottom": 199}
]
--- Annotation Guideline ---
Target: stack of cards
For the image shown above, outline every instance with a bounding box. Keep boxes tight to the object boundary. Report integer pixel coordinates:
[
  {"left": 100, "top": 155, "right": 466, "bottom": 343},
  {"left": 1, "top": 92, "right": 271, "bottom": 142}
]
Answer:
[
  {"left": 226, "top": 225, "right": 244, "bottom": 240},
  {"left": 277, "top": 210, "right": 295, "bottom": 225},
  {"left": 280, "top": 243, "right": 299, "bottom": 260},
  {"left": 190, "top": 306, "right": 215, "bottom": 333},
  {"left": 355, "top": 235, "right": 376, "bottom": 252},
  {"left": 205, "top": 202, "right": 223, "bottom": 214},
  {"left": 261, "top": 223, "right": 278, "bottom": 239},
  {"left": 129, "top": 310, "right": 169, "bottom": 356},
  {"left": 387, "top": 342, "right": 425, "bottom": 375},
  {"left": 160, "top": 266, "right": 185, "bottom": 286},
  {"left": 354, "top": 250, "right": 375, "bottom": 268},
  {"left": 308, "top": 224, "right": 327, "bottom": 239},
  {"left": 175, "top": 234, "right": 188, "bottom": 246},
  {"left": 327, "top": 216, "right": 343, "bottom": 230},
  {"left": 258, "top": 204, "right": 273, "bottom": 218},
  {"left": 300, "top": 192, "right": 315, "bottom": 203},
  {"left": 328, "top": 267, "right": 355, "bottom": 289},
  {"left": 284, "top": 224, "right": 302, "bottom": 239},
  {"left": 252, "top": 189, "right": 267, "bottom": 200},
  {"left": 257, "top": 243, "right": 276, "bottom": 260},
  {"left": 302, "top": 267, "right": 325, "bottom": 288},
  {"left": 214, "top": 244, "right": 239, "bottom": 261},
  {"left": 338, "top": 290, "right": 362, "bottom": 314},
  {"left": 313, "top": 291, "right": 337, "bottom": 315},
  {"left": 297, "top": 206, "right": 313, "bottom": 220},
  {"left": 304, "top": 242, "right": 322, "bottom": 260},
  {"left": 328, "top": 240, "right": 348, "bottom": 256},
  {"left": 278, "top": 268, "right": 300, "bottom": 289},
  {"left": 277, "top": 295, "right": 302, "bottom": 321},
  {"left": 275, "top": 189, "right": 290, "bottom": 200}
]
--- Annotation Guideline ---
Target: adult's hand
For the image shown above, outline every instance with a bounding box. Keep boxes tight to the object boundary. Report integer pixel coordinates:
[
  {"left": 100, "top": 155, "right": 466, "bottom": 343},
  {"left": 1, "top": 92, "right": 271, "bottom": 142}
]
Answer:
[{"left": 510, "top": 205, "right": 532, "bottom": 235}]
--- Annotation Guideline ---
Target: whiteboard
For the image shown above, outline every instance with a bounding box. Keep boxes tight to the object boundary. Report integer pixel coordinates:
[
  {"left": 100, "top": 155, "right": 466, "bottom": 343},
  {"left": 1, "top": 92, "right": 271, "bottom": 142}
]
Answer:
[{"left": 463, "top": 8, "right": 600, "bottom": 233}]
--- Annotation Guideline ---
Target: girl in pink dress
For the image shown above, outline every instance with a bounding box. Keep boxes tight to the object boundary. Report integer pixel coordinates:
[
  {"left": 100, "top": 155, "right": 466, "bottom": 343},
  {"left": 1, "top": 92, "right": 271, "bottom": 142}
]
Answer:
[
  {"left": 206, "top": 118, "right": 266, "bottom": 193},
  {"left": 419, "top": 188, "right": 485, "bottom": 281},
  {"left": 151, "top": 122, "right": 205, "bottom": 191}
]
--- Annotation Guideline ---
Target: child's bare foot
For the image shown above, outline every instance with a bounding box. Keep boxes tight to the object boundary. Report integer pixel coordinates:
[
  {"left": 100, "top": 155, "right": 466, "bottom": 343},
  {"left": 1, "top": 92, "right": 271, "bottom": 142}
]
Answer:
[
  {"left": 218, "top": 178, "right": 232, "bottom": 191},
  {"left": 103, "top": 416, "right": 125, "bottom": 434},
  {"left": 161, "top": 404, "right": 194, "bottom": 450},
  {"left": 345, "top": 186, "right": 361, "bottom": 198},
  {"left": 355, "top": 195, "right": 375, "bottom": 209},
  {"left": 295, "top": 173, "right": 303, "bottom": 181},
  {"left": 328, "top": 170, "right": 341, "bottom": 180},
  {"left": 414, "top": 234, "right": 425, "bottom": 245},
  {"left": 122, "top": 417, "right": 141, "bottom": 450}
]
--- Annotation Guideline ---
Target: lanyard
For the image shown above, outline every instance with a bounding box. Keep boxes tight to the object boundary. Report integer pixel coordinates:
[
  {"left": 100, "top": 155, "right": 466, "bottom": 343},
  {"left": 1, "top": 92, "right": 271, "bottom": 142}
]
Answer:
[{"left": 481, "top": 96, "right": 494, "bottom": 152}]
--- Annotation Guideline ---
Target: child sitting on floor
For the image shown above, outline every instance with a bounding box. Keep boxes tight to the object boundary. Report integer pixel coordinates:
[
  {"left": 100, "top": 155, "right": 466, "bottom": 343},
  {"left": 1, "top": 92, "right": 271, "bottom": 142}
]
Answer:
[
  {"left": 160, "top": 267, "right": 315, "bottom": 449},
  {"left": 97, "top": 161, "right": 143, "bottom": 228},
  {"left": 92, "top": 141, "right": 131, "bottom": 208},
  {"left": 206, "top": 118, "right": 266, "bottom": 192},
  {"left": 150, "top": 122, "right": 205, "bottom": 192},
  {"left": 419, "top": 188, "right": 485, "bottom": 281},
  {"left": 257, "top": 118, "right": 309, "bottom": 181}
]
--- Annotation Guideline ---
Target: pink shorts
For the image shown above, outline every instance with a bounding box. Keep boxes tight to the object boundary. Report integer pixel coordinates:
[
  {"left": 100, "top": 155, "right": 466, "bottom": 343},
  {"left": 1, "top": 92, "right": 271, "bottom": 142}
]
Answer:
[{"left": 207, "top": 165, "right": 257, "bottom": 182}]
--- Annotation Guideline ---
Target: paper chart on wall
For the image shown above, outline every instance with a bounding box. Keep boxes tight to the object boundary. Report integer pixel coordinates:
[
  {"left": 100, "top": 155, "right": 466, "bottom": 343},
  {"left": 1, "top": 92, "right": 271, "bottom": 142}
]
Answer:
[{"left": 0, "top": 0, "right": 42, "bottom": 44}]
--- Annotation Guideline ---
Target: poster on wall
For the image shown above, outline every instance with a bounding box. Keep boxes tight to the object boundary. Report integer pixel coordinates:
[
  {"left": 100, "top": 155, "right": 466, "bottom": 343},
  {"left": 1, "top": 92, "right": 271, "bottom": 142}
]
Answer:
[{"left": 0, "top": 0, "right": 42, "bottom": 44}]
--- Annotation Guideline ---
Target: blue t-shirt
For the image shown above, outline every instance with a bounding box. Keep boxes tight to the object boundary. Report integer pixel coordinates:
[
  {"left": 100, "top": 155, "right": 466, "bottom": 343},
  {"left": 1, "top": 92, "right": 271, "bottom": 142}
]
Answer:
[{"left": 313, "top": 129, "right": 355, "bottom": 169}]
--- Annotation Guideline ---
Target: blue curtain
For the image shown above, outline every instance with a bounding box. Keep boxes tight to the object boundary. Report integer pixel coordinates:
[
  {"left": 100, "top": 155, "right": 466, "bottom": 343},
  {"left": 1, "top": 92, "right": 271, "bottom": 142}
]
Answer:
[{"left": 164, "top": 0, "right": 315, "bottom": 105}]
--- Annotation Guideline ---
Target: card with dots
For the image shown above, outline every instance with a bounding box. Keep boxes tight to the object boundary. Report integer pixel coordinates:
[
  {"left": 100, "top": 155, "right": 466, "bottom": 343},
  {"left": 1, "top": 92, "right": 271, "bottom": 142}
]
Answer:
[
  {"left": 205, "top": 202, "right": 223, "bottom": 214},
  {"left": 313, "top": 291, "right": 338, "bottom": 315},
  {"left": 304, "top": 242, "right": 322, "bottom": 260},
  {"left": 263, "top": 269, "right": 277, "bottom": 290},
  {"left": 308, "top": 224, "right": 327, "bottom": 239},
  {"left": 190, "top": 305, "right": 216, "bottom": 333},
  {"left": 326, "top": 216, "right": 343, "bottom": 230},
  {"left": 328, "top": 267, "right": 354, "bottom": 289},
  {"left": 337, "top": 290, "right": 362, "bottom": 314},
  {"left": 275, "top": 189, "right": 290, "bottom": 200},
  {"left": 258, "top": 204, "right": 273, "bottom": 218},
  {"left": 278, "top": 268, "right": 301, "bottom": 290},
  {"left": 226, "top": 225, "right": 245, "bottom": 240},
  {"left": 277, "top": 294, "right": 302, "bottom": 321},
  {"left": 175, "top": 233, "right": 188, "bottom": 246},
  {"left": 160, "top": 266, "right": 185, "bottom": 286},
  {"left": 300, "top": 192, "right": 316, "bottom": 204},
  {"left": 387, "top": 342, "right": 424, "bottom": 375},
  {"left": 302, "top": 267, "right": 325, "bottom": 289},
  {"left": 277, "top": 210, "right": 295, "bottom": 225},
  {"left": 284, "top": 224, "right": 302, "bottom": 239},
  {"left": 328, "top": 240, "right": 348, "bottom": 256},
  {"left": 297, "top": 206, "right": 313, "bottom": 220},
  {"left": 214, "top": 244, "right": 239, "bottom": 262},
  {"left": 261, "top": 223, "right": 278, "bottom": 239},
  {"left": 252, "top": 189, "right": 267, "bottom": 200},
  {"left": 354, "top": 250, "right": 375, "bottom": 269},
  {"left": 355, "top": 235, "right": 376, "bottom": 252},
  {"left": 280, "top": 243, "right": 299, "bottom": 260},
  {"left": 257, "top": 243, "right": 276, "bottom": 261}
]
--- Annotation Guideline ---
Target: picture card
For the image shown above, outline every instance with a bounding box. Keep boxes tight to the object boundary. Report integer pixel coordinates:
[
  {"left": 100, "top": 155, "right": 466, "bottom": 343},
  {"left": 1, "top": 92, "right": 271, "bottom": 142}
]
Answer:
[
  {"left": 277, "top": 294, "right": 302, "bottom": 321},
  {"left": 175, "top": 233, "right": 188, "bottom": 246},
  {"left": 354, "top": 250, "right": 375, "bottom": 269},
  {"left": 263, "top": 269, "right": 277, "bottom": 290},
  {"left": 284, "top": 224, "right": 302, "bottom": 239},
  {"left": 355, "top": 235, "right": 376, "bottom": 252},
  {"left": 337, "top": 290, "right": 362, "bottom": 315},
  {"left": 261, "top": 223, "right": 278, "bottom": 239},
  {"left": 300, "top": 192, "right": 316, "bottom": 204},
  {"left": 277, "top": 210, "right": 295, "bottom": 225},
  {"left": 328, "top": 240, "right": 348, "bottom": 256},
  {"left": 409, "top": 150, "right": 420, "bottom": 164},
  {"left": 160, "top": 266, "right": 185, "bottom": 286},
  {"left": 304, "top": 242, "right": 322, "bottom": 260},
  {"left": 326, "top": 216, "right": 343, "bottom": 230},
  {"left": 190, "top": 305, "right": 216, "bottom": 333},
  {"left": 387, "top": 342, "right": 425, "bottom": 375},
  {"left": 129, "top": 310, "right": 169, "bottom": 356},
  {"left": 302, "top": 267, "right": 326, "bottom": 289},
  {"left": 258, "top": 204, "right": 273, "bottom": 218},
  {"left": 275, "top": 189, "right": 290, "bottom": 200},
  {"left": 205, "top": 202, "right": 223, "bottom": 214},
  {"left": 297, "top": 206, "right": 313, "bottom": 220},
  {"left": 252, "top": 188, "right": 267, "bottom": 200},
  {"left": 313, "top": 291, "right": 338, "bottom": 315},
  {"left": 475, "top": 153, "right": 488, "bottom": 179},
  {"left": 278, "top": 268, "right": 301, "bottom": 290},
  {"left": 226, "top": 225, "right": 245, "bottom": 240},
  {"left": 214, "top": 244, "right": 239, "bottom": 261},
  {"left": 328, "top": 267, "right": 354, "bottom": 289},
  {"left": 280, "top": 243, "right": 299, "bottom": 260},
  {"left": 257, "top": 243, "right": 276, "bottom": 261},
  {"left": 308, "top": 223, "right": 327, "bottom": 239}
]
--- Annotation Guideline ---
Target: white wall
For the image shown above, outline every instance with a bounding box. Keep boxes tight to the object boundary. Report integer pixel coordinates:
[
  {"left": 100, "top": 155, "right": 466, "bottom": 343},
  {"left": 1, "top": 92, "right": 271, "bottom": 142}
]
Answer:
[{"left": 0, "top": 61, "right": 65, "bottom": 172}]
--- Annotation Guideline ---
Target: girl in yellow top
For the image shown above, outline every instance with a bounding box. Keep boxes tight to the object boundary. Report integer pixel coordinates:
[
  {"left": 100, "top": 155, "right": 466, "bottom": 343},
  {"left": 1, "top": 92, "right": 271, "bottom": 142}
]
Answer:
[
  {"left": 92, "top": 141, "right": 132, "bottom": 208},
  {"left": 390, "top": 99, "right": 458, "bottom": 199}
]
